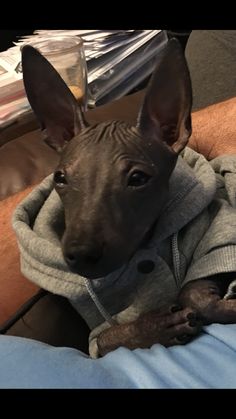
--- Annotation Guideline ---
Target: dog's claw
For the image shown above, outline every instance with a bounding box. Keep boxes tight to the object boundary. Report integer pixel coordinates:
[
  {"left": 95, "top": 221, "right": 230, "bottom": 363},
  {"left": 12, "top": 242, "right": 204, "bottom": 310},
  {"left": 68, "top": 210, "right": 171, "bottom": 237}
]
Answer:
[
  {"left": 171, "top": 304, "right": 182, "bottom": 313},
  {"left": 189, "top": 319, "right": 197, "bottom": 327},
  {"left": 187, "top": 312, "right": 196, "bottom": 320},
  {"left": 177, "top": 334, "right": 190, "bottom": 342}
]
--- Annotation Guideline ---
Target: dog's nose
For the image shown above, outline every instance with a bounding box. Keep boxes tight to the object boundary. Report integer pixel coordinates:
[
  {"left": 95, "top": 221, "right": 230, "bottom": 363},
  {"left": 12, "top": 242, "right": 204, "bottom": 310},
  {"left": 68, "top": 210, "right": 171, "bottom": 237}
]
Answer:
[{"left": 64, "top": 242, "right": 103, "bottom": 269}]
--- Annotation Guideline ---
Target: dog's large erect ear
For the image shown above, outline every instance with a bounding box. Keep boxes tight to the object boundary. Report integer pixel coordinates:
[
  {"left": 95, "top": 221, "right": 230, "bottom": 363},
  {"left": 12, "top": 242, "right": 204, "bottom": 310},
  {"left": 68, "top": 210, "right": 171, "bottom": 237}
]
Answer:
[
  {"left": 138, "top": 38, "right": 192, "bottom": 154},
  {"left": 22, "top": 45, "right": 88, "bottom": 152}
]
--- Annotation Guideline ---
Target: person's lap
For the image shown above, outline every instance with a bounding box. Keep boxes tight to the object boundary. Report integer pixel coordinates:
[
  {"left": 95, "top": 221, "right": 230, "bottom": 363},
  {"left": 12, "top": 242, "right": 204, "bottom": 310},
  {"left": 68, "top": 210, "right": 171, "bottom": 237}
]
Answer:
[{"left": 0, "top": 324, "right": 236, "bottom": 388}]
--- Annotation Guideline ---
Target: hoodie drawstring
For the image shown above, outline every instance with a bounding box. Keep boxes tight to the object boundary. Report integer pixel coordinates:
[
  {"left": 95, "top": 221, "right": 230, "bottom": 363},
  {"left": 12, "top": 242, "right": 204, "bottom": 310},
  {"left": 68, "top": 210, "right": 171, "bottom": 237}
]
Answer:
[
  {"left": 171, "top": 232, "right": 182, "bottom": 289},
  {"left": 84, "top": 278, "right": 117, "bottom": 326},
  {"left": 85, "top": 234, "right": 182, "bottom": 325}
]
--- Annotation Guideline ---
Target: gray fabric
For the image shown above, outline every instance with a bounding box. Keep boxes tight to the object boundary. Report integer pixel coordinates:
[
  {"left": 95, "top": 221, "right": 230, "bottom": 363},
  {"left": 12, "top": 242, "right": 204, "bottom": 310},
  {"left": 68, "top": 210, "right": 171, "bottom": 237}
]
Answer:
[
  {"left": 186, "top": 30, "right": 236, "bottom": 111},
  {"left": 12, "top": 147, "right": 236, "bottom": 357}
]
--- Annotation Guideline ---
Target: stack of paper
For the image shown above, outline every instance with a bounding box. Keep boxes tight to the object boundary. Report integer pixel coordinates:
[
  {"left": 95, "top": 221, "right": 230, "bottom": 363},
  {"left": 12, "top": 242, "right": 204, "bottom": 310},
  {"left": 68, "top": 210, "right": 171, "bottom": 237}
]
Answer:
[
  {"left": 0, "top": 30, "right": 168, "bottom": 128},
  {"left": 0, "top": 53, "right": 28, "bottom": 127}
]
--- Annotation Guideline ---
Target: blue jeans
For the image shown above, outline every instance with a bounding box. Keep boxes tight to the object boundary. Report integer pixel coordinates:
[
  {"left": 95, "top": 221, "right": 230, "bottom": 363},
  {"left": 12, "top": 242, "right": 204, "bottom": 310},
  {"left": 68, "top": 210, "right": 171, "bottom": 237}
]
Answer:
[{"left": 0, "top": 324, "right": 236, "bottom": 388}]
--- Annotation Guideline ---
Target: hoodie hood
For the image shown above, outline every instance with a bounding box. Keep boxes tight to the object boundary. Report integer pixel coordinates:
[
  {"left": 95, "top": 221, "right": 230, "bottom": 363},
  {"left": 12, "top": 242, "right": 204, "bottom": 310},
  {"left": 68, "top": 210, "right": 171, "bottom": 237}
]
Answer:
[
  {"left": 13, "top": 147, "right": 236, "bottom": 358},
  {"left": 12, "top": 147, "right": 217, "bottom": 302},
  {"left": 150, "top": 147, "right": 216, "bottom": 244}
]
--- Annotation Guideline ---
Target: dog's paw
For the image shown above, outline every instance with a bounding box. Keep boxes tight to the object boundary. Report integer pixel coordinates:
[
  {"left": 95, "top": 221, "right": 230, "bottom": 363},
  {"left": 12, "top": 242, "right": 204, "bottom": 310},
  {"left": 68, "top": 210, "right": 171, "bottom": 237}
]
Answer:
[
  {"left": 166, "top": 306, "right": 202, "bottom": 346},
  {"left": 133, "top": 306, "right": 202, "bottom": 348},
  {"left": 177, "top": 279, "right": 236, "bottom": 324},
  {"left": 97, "top": 306, "right": 202, "bottom": 356}
]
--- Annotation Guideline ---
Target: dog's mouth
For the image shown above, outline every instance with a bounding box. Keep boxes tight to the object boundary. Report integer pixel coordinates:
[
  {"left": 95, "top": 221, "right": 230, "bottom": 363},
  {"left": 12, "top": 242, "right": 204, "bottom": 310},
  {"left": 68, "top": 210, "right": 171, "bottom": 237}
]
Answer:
[{"left": 65, "top": 221, "right": 158, "bottom": 280}]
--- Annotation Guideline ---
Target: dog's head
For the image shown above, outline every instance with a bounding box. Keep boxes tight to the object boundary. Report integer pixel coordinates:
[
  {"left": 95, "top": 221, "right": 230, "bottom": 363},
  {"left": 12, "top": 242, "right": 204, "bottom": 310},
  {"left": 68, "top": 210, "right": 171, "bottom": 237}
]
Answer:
[{"left": 22, "top": 38, "right": 192, "bottom": 279}]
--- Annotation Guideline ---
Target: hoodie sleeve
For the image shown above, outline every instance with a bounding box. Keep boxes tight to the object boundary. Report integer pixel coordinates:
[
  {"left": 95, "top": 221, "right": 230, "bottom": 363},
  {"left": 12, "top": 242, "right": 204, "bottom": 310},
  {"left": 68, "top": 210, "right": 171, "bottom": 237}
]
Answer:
[
  {"left": 182, "top": 155, "right": 236, "bottom": 287},
  {"left": 89, "top": 321, "right": 111, "bottom": 358}
]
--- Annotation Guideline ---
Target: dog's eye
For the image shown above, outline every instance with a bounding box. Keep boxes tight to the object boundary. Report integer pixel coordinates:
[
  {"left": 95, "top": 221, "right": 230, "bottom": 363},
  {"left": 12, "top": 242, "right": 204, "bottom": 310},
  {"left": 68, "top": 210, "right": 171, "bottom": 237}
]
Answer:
[
  {"left": 128, "top": 171, "right": 151, "bottom": 188},
  {"left": 54, "top": 170, "right": 67, "bottom": 187}
]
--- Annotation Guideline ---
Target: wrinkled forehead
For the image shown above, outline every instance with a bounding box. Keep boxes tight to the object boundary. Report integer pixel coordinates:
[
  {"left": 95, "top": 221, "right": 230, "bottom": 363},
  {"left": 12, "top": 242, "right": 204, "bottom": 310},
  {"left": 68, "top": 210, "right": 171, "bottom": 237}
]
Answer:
[{"left": 60, "top": 120, "right": 145, "bottom": 165}]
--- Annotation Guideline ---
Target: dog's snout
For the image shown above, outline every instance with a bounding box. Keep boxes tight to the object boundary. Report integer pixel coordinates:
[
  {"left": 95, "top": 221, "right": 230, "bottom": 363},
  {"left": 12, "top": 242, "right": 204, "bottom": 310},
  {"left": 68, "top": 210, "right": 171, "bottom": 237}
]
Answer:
[{"left": 64, "top": 241, "right": 103, "bottom": 269}]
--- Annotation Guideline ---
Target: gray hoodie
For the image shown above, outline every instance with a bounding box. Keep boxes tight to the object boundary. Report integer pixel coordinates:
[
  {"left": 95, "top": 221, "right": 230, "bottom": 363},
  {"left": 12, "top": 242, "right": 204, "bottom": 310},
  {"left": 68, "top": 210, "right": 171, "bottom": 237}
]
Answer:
[{"left": 12, "top": 147, "right": 236, "bottom": 357}]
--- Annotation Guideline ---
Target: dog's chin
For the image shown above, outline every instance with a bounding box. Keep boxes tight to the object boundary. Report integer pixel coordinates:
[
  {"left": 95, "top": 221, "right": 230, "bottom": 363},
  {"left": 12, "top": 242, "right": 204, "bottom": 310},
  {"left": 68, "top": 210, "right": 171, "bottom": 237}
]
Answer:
[
  {"left": 68, "top": 262, "right": 124, "bottom": 280},
  {"left": 64, "top": 222, "right": 158, "bottom": 280}
]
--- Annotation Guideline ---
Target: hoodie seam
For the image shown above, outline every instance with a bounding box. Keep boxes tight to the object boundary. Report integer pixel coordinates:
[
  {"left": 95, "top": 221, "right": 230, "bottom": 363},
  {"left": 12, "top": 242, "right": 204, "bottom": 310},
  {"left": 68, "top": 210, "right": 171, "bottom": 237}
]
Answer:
[{"left": 164, "top": 180, "right": 199, "bottom": 214}]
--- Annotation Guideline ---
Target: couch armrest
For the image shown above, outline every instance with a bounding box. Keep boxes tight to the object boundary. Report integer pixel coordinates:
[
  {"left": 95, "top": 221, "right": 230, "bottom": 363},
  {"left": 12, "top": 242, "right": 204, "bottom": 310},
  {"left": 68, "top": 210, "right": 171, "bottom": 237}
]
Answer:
[{"left": 0, "top": 186, "right": 39, "bottom": 325}]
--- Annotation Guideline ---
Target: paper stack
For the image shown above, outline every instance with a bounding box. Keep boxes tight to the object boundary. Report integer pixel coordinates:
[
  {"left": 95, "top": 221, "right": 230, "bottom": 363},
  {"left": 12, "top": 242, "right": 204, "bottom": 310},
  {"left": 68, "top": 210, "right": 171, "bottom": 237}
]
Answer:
[{"left": 0, "top": 30, "right": 168, "bottom": 128}]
